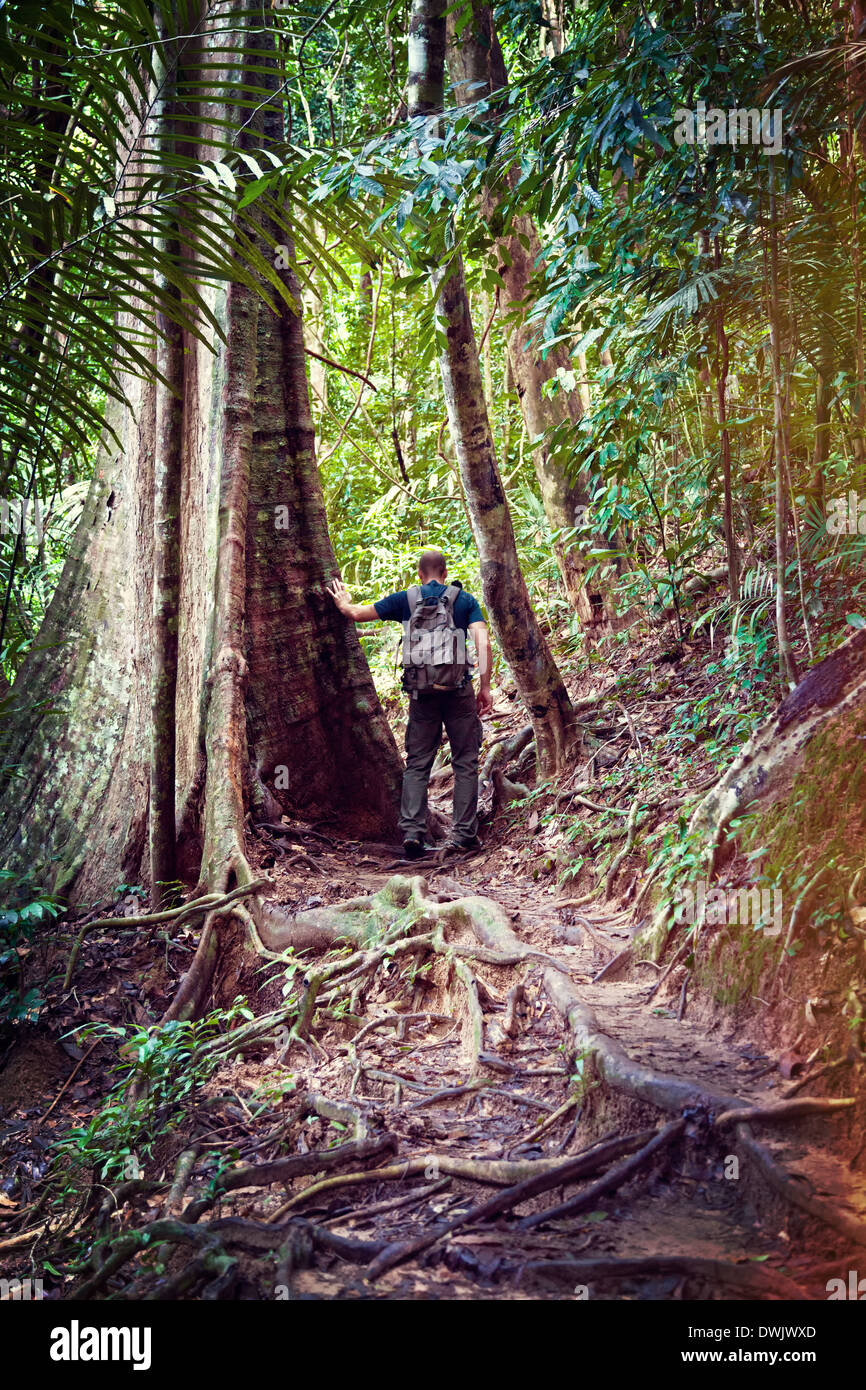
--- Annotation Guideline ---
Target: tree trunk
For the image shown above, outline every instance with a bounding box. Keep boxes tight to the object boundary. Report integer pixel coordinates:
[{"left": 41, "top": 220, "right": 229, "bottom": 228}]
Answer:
[
  {"left": 811, "top": 366, "right": 831, "bottom": 510},
  {"left": 0, "top": 6, "right": 402, "bottom": 922},
  {"left": 408, "top": 0, "right": 579, "bottom": 773},
  {"left": 767, "top": 159, "right": 799, "bottom": 689},
  {"left": 713, "top": 238, "right": 739, "bottom": 604},
  {"left": 149, "top": 14, "right": 185, "bottom": 907},
  {"left": 434, "top": 260, "right": 580, "bottom": 773},
  {"left": 446, "top": 2, "right": 617, "bottom": 630}
]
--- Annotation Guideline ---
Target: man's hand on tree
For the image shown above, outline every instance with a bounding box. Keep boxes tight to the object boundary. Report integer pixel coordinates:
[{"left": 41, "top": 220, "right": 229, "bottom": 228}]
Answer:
[
  {"left": 326, "top": 578, "right": 352, "bottom": 614},
  {"left": 477, "top": 685, "right": 493, "bottom": 718},
  {"left": 326, "top": 580, "right": 379, "bottom": 624}
]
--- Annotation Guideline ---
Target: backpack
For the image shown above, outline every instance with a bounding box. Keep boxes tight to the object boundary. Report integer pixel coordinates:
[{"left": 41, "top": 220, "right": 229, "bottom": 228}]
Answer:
[{"left": 402, "top": 583, "right": 468, "bottom": 693}]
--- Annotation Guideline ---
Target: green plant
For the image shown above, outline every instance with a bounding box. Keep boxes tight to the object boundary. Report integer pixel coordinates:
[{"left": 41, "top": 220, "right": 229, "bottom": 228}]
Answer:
[
  {"left": 55, "top": 997, "right": 253, "bottom": 1186},
  {"left": 570, "top": 1048, "right": 601, "bottom": 1103},
  {"left": 0, "top": 867, "right": 61, "bottom": 1032},
  {"left": 113, "top": 882, "right": 147, "bottom": 900}
]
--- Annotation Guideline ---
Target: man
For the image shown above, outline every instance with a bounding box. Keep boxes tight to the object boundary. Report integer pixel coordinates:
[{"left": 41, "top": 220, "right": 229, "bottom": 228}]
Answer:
[{"left": 328, "top": 549, "right": 493, "bottom": 858}]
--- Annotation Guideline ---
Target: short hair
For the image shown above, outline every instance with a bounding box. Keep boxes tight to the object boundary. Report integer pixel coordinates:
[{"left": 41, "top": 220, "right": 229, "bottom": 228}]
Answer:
[{"left": 418, "top": 548, "right": 447, "bottom": 578}]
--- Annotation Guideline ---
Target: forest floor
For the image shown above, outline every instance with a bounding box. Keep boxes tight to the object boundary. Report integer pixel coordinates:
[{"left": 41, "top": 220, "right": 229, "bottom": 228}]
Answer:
[{"left": 1, "top": 597, "right": 865, "bottom": 1300}]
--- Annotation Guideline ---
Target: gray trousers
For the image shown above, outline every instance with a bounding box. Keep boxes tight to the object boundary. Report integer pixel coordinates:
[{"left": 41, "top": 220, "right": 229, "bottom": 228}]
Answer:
[{"left": 399, "top": 683, "right": 481, "bottom": 842}]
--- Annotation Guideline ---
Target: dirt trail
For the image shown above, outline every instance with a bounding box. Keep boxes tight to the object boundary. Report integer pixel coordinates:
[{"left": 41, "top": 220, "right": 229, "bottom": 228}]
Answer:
[
  {"left": 1, "top": 821, "right": 862, "bottom": 1302},
  {"left": 235, "top": 836, "right": 862, "bottom": 1301}
]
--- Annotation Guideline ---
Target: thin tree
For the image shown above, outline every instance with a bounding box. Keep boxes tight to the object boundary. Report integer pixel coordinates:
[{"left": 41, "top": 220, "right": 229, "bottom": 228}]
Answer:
[{"left": 408, "top": 0, "right": 579, "bottom": 773}]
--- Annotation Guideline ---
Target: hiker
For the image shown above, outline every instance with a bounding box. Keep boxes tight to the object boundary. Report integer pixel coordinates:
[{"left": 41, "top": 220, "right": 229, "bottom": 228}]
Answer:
[{"left": 327, "top": 549, "right": 493, "bottom": 858}]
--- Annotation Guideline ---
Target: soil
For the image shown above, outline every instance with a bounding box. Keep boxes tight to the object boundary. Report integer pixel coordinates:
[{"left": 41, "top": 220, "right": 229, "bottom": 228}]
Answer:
[{"left": 1, "top": 603, "right": 863, "bottom": 1300}]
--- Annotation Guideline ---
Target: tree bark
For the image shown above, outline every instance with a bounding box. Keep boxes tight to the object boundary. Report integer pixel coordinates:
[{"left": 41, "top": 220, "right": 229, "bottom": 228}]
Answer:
[
  {"left": 713, "top": 238, "right": 739, "bottom": 603},
  {"left": 408, "top": 0, "right": 579, "bottom": 773},
  {"left": 0, "top": 4, "right": 402, "bottom": 913},
  {"left": 446, "top": 2, "right": 617, "bottom": 630},
  {"left": 434, "top": 261, "right": 580, "bottom": 772},
  {"left": 149, "top": 13, "right": 185, "bottom": 907},
  {"left": 767, "top": 159, "right": 799, "bottom": 689}
]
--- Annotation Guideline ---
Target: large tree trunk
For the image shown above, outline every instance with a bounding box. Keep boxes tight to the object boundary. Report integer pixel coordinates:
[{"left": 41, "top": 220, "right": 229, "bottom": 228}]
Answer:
[
  {"left": 446, "top": 2, "right": 617, "bottom": 630},
  {"left": 408, "top": 0, "right": 579, "bottom": 773},
  {"left": 0, "top": 7, "right": 402, "bottom": 920}
]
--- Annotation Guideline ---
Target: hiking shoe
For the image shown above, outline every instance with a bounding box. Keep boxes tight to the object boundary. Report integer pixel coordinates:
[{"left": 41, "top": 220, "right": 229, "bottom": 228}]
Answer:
[
  {"left": 402, "top": 837, "right": 425, "bottom": 860},
  {"left": 443, "top": 834, "right": 481, "bottom": 854}
]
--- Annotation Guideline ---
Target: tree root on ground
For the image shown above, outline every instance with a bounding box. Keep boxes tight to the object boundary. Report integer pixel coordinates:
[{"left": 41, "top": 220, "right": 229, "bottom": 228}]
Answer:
[
  {"left": 62, "top": 879, "right": 269, "bottom": 991},
  {"left": 270, "top": 1143, "right": 648, "bottom": 1219},
  {"left": 544, "top": 966, "right": 866, "bottom": 1252},
  {"left": 365, "top": 1128, "right": 663, "bottom": 1281},
  {"left": 44, "top": 869, "right": 863, "bottom": 1299},
  {"left": 519, "top": 1119, "right": 685, "bottom": 1229},
  {"left": 515, "top": 1255, "right": 807, "bottom": 1300},
  {"left": 734, "top": 1123, "right": 866, "bottom": 1251},
  {"left": 714, "top": 1097, "right": 855, "bottom": 1129},
  {"left": 544, "top": 967, "right": 744, "bottom": 1114},
  {"left": 181, "top": 1133, "right": 398, "bottom": 1224},
  {"left": 480, "top": 725, "right": 534, "bottom": 786}
]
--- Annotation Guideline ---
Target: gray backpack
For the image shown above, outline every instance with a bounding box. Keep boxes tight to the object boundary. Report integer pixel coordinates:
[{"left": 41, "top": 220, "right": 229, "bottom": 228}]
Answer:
[{"left": 402, "top": 584, "right": 468, "bottom": 693}]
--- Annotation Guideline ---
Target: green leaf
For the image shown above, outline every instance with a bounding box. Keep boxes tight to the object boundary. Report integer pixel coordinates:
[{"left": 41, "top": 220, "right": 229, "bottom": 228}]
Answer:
[{"left": 213, "top": 161, "right": 237, "bottom": 192}]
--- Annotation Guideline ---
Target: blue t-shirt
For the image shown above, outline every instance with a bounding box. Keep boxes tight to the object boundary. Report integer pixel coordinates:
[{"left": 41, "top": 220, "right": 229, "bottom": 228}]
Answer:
[{"left": 374, "top": 580, "right": 485, "bottom": 630}]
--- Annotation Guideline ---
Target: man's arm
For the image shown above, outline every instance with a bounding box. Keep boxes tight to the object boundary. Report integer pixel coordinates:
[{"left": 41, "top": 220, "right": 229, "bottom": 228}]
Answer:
[
  {"left": 327, "top": 578, "right": 379, "bottom": 623},
  {"left": 469, "top": 621, "right": 493, "bottom": 717}
]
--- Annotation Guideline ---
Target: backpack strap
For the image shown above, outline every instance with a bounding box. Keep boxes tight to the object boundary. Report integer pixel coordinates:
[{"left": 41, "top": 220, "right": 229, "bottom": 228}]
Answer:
[
  {"left": 443, "top": 583, "right": 460, "bottom": 608},
  {"left": 406, "top": 585, "right": 423, "bottom": 616}
]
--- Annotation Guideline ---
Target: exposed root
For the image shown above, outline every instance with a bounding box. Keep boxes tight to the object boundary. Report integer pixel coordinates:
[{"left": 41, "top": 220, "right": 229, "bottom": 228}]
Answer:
[
  {"left": 734, "top": 1123, "right": 866, "bottom": 1250},
  {"left": 45, "top": 858, "right": 862, "bottom": 1302},
  {"left": 365, "top": 1129, "right": 661, "bottom": 1281},
  {"left": 544, "top": 966, "right": 866, "bottom": 1251},
  {"left": 481, "top": 725, "right": 533, "bottom": 785},
  {"left": 544, "top": 967, "right": 743, "bottom": 1114},
  {"left": 454, "top": 958, "right": 484, "bottom": 1071},
  {"left": 270, "top": 1146, "right": 639, "bottom": 1219},
  {"left": 562, "top": 912, "right": 619, "bottom": 959},
  {"left": 517, "top": 1255, "right": 807, "bottom": 1300},
  {"left": 604, "top": 796, "right": 641, "bottom": 897},
  {"left": 63, "top": 879, "right": 268, "bottom": 991},
  {"left": 714, "top": 1097, "right": 856, "bottom": 1129},
  {"left": 530, "top": 1094, "right": 578, "bottom": 1143},
  {"left": 161, "top": 1146, "right": 199, "bottom": 1219},
  {"left": 502, "top": 983, "right": 526, "bottom": 1037},
  {"left": 181, "top": 1133, "right": 398, "bottom": 1224},
  {"left": 592, "top": 947, "right": 632, "bottom": 982},
  {"left": 520, "top": 1119, "right": 685, "bottom": 1228}
]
